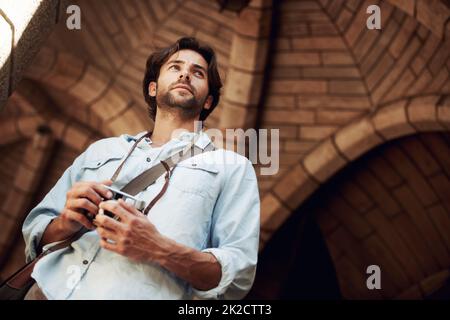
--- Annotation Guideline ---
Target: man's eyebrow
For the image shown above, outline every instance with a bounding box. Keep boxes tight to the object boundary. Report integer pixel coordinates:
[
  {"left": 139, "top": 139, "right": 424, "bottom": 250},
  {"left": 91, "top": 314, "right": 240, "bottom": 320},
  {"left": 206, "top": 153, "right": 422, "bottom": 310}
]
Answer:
[
  {"left": 192, "top": 63, "right": 207, "bottom": 73},
  {"left": 167, "top": 59, "right": 185, "bottom": 65},
  {"left": 167, "top": 60, "right": 207, "bottom": 73}
]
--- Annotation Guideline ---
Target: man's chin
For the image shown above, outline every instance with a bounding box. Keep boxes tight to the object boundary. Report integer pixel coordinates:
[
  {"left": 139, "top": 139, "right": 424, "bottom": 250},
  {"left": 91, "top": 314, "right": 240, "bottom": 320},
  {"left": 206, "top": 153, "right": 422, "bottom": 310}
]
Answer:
[
  {"left": 166, "top": 93, "right": 195, "bottom": 107},
  {"left": 171, "top": 98, "right": 196, "bottom": 108},
  {"left": 158, "top": 92, "right": 203, "bottom": 116}
]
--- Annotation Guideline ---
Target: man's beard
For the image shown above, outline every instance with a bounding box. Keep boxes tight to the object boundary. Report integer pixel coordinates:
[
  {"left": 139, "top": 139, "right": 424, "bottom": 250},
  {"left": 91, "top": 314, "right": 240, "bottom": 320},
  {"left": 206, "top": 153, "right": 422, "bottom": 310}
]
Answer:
[{"left": 157, "top": 88, "right": 206, "bottom": 120}]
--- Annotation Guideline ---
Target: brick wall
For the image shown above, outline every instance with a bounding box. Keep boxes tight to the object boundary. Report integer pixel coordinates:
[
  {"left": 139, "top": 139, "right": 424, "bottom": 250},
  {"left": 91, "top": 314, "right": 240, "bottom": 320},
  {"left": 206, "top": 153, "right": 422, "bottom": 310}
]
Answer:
[
  {"left": 251, "top": 131, "right": 450, "bottom": 299},
  {"left": 0, "top": 0, "right": 449, "bottom": 298},
  {"left": 317, "top": 132, "right": 450, "bottom": 299}
]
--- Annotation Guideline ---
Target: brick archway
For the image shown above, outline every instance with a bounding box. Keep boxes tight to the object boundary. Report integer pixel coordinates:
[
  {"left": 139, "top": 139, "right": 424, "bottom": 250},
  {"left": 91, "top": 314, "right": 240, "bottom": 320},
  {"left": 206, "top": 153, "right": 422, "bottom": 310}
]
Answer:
[
  {"left": 386, "top": 0, "right": 450, "bottom": 39},
  {"left": 0, "top": 88, "right": 100, "bottom": 268},
  {"left": 24, "top": 47, "right": 148, "bottom": 136},
  {"left": 260, "top": 94, "right": 450, "bottom": 248},
  {"left": 0, "top": 114, "right": 94, "bottom": 152}
]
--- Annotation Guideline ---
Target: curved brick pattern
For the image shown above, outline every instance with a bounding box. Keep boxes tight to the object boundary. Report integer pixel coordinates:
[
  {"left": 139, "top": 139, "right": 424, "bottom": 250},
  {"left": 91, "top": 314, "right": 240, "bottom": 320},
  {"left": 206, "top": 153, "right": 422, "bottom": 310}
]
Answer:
[
  {"left": 26, "top": 49, "right": 146, "bottom": 136},
  {"left": 272, "top": 163, "right": 319, "bottom": 211},
  {"left": 42, "top": 52, "right": 85, "bottom": 90},
  {"left": 312, "top": 132, "right": 450, "bottom": 299},
  {"left": 61, "top": 123, "right": 91, "bottom": 152},
  {"left": 16, "top": 115, "right": 45, "bottom": 139},
  {"left": 258, "top": 0, "right": 369, "bottom": 196},
  {"left": 0, "top": 0, "right": 61, "bottom": 110},
  {"left": 407, "top": 95, "right": 446, "bottom": 131},
  {"left": 437, "top": 95, "right": 450, "bottom": 129},
  {"left": 23, "top": 46, "right": 57, "bottom": 80},
  {"left": 259, "top": 192, "right": 291, "bottom": 249},
  {"left": 0, "top": 130, "right": 54, "bottom": 253},
  {"left": 46, "top": 0, "right": 180, "bottom": 71},
  {"left": 69, "top": 65, "right": 110, "bottom": 105},
  {"left": 303, "top": 138, "right": 348, "bottom": 183},
  {"left": 0, "top": 14, "right": 12, "bottom": 106},
  {"left": 220, "top": 0, "right": 272, "bottom": 130},
  {"left": 372, "top": 99, "right": 416, "bottom": 139},
  {"left": 0, "top": 118, "right": 21, "bottom": 145},
  {"left": 334, "top": 118, "right": 383, "bottom": 160},
  {"left": 323, "top": 0, "right": 450, "bottom": 108},
  {"left": 105, "top": 106, "right": 148, "bottom": 137},
  {"left": 261, "top": 94, "right": 449, "bottom": 245}
]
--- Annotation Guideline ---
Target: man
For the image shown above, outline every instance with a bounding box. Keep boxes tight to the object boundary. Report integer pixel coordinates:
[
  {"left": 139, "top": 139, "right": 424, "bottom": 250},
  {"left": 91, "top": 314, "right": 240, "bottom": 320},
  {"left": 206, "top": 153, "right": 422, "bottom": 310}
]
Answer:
[{"left": 22, "top": 37, "right": 260, "bottom": 299}]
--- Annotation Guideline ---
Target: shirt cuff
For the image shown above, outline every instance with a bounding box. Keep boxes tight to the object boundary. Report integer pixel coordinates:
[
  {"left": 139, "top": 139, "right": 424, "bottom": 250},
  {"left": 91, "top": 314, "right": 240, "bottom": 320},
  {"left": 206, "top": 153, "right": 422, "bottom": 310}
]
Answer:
[
  {"left": 24, "top": 215, "right": 56, "bottom": 262},
  {"left": 191, "top": 248, "right": 234, "bottom": 300}
]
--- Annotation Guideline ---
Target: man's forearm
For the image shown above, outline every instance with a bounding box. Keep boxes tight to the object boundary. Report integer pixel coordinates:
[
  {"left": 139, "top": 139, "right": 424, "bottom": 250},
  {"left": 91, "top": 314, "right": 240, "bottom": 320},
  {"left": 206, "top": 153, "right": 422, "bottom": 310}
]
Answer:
[
  {"left": 37, "top": 217, "right": 78, "bottom": 253},
  {"left": 153, "top": 235, "right": 222, "bottom": 291}
]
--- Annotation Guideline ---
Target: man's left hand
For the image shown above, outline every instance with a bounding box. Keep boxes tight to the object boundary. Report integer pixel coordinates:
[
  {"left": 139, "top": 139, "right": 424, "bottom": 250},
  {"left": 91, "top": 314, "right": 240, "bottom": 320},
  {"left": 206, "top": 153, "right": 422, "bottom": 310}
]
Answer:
[{"left": 95, "top": 199, "right": 166, "bottom": 262}]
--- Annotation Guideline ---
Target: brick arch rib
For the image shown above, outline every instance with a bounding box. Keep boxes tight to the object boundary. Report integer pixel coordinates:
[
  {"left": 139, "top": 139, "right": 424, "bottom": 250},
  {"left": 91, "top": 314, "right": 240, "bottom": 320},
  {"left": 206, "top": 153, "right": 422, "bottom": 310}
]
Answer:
[
  {"left": 24, "top": 47, "right": 147, "bottom": 137},
  {"left": 260, "top": 93, "right": 450, "bottom": 249}
]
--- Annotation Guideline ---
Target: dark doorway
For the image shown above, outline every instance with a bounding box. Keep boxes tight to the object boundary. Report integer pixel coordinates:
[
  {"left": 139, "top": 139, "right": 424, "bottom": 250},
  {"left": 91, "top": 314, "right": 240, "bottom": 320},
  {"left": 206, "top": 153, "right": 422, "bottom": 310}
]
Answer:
[{"left": 246, "top": 197, "right": 342, "bottom": 300}]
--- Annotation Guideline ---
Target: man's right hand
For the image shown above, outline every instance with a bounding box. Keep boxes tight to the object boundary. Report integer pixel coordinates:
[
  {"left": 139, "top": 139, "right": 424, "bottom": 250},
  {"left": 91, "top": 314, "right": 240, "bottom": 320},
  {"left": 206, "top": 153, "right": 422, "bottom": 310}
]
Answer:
[{"left": 57, "top": 180, "right": 113, "bottom": 233}]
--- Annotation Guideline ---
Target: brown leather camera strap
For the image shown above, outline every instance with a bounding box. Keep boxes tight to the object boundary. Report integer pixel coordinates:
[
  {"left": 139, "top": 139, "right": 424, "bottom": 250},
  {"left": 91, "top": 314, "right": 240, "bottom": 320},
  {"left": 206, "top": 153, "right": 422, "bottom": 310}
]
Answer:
[
  {"left": 110, "top": 131, "right": 216, "bottom": 215},
  {"left": 143, "top": 161, "right": 172, "bottom": 216},
  {"left": 110, "top": 131, "right": 153, "bottom": 182},
  {"left": 6, "top": 227, "right": 90, "bottom": 289}
]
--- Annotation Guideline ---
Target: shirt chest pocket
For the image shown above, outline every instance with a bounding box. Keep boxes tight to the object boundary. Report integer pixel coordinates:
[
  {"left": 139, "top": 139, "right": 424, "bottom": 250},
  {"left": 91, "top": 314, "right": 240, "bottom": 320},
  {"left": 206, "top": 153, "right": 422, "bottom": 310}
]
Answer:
[
  {"left": 79, "top": 155, "right": 124, "bottom": 180},
  {"left": 170, "top": 161, "right": 219, "bottom": 199}
]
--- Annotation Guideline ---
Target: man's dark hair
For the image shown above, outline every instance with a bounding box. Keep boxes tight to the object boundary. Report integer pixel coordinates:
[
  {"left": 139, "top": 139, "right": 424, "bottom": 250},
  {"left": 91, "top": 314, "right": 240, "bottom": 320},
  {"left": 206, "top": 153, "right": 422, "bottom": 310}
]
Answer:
[{"left": 143, "top": 37, "right": 222, "bottom": 122}]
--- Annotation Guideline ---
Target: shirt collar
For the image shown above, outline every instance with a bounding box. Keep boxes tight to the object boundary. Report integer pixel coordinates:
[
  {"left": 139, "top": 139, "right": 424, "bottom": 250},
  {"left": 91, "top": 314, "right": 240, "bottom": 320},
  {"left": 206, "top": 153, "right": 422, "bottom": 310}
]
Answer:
[{"left": 125, "top": 130, "right": 213, "bottom": 151}]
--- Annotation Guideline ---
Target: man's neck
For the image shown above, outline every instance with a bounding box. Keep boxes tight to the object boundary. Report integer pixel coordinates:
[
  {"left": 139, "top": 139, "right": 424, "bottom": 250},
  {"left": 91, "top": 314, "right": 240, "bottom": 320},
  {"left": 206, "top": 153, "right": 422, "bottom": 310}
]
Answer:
[{"left": 150, "top": 110, "right": 200, "bottom": 146}]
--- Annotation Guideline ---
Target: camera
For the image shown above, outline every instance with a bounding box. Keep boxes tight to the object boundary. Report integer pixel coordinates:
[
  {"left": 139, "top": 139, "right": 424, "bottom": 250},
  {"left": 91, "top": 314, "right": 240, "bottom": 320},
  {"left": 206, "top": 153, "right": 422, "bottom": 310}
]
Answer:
[
  {"left": 99, "top": 185, "right": 146, "bottom": 220},
  {"left": 82, "top": 185, "right": 146, "bottom": 222}
]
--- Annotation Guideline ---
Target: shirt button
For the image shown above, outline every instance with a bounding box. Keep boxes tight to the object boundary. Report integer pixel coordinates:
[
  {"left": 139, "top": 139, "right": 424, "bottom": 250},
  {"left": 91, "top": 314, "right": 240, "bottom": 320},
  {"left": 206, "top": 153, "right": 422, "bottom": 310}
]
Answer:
[
  {"left": 97, "top": 162, "right": 101, "bottom": 166},
  {"left": 146, "top": 157, "right": 151, "bottom": 162},
  {"left": 82, "top": 260, "right": 89, "bottom": 265}
]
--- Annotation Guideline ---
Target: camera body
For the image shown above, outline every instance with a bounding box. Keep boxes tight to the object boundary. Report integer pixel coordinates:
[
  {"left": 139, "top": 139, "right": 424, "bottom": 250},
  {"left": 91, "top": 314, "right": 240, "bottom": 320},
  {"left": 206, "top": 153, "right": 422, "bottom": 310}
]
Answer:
[{"left": 99, "top": 185, "right": 146, "bottom": 220}]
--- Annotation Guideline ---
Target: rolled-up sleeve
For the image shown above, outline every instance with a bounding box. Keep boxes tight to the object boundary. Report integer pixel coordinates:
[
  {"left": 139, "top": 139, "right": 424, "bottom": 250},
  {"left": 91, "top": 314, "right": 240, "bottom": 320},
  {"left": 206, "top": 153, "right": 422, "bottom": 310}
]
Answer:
[
  {"left": 192, "top": 158, "right": 260, "bottom": 300},
  {"left": 22, "top": 152, "right": 86, "bottom": 262}
]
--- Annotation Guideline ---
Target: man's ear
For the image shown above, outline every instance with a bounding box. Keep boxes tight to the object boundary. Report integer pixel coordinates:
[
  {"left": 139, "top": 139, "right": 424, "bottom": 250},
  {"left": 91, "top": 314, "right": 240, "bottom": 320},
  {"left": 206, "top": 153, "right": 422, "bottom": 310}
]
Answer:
[
  {"left": 203, "top": 95, "right": 213, "bottom": 110},
  {"left": 149, "top": 82, "right": 157, "bottom": 97}
]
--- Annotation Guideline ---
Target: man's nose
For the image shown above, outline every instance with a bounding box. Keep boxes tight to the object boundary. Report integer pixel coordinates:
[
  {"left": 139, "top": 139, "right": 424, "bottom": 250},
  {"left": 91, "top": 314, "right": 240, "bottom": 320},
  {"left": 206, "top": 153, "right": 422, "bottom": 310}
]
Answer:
[{"left": 179, "top": 71, "right": 190, "bottom": 81}]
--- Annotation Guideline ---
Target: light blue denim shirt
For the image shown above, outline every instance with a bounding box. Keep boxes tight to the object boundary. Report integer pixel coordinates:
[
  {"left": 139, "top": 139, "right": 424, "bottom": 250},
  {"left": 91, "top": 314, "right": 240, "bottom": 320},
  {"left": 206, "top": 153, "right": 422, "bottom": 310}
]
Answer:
[{"left": 22, "top": 131, "right": 260, "bottom": 300}]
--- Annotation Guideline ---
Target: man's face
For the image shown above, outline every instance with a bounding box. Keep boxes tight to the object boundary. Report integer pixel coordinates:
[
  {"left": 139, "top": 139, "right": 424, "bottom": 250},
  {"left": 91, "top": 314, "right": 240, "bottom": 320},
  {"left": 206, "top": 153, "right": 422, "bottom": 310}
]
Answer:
[{"left": 149, "top": 49, "right": 212, "bottom": 120}]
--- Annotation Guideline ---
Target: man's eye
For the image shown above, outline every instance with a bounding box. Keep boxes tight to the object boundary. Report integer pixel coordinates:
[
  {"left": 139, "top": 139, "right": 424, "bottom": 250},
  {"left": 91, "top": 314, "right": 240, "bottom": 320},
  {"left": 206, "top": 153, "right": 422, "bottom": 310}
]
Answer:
[
  {"left": 194, "top": 71, "right": 204, "bottom": 77},
  {"left": 169, "top": 65, "right": 180, "bottom": 71}
]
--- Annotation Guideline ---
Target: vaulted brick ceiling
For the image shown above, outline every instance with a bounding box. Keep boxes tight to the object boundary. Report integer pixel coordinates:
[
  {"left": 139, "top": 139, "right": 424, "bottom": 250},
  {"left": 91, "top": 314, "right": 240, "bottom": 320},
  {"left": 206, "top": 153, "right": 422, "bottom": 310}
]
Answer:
[{"left": 0, "top": 0, "right": 449, "bottom": 299}]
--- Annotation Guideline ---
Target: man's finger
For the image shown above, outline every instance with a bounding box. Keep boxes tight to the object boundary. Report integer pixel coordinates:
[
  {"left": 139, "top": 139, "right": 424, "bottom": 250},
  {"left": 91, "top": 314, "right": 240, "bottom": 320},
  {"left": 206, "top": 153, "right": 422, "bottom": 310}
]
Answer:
[
  {"left": 70, "top": 187, "right": 103, "bottom": 206},
  {"left": 99, "top": 200, "right": 132, "bottom": 222},
  {"left": 102, "top": 180, "right": 113, "bottom": 186},
  {"left": 64, "top": 209, "right": 95, "bottom": 230},
  {"left": 94, "top": 213, "right": 124, "bottom": 232},
  {"left": 92, "top": 182, "right": 113, "bottom": 200},
  {"left": 96, "top": 226, "right": 118, "bottom": 242},
  {"left": 117, "top": 199, "right": 144, "bottom": 216},
  {"left": 67, "top": 198, "right": 98, "bottom": 216},
  {"left": 99, "top": 238, "right": 118, "bottom": 252}
]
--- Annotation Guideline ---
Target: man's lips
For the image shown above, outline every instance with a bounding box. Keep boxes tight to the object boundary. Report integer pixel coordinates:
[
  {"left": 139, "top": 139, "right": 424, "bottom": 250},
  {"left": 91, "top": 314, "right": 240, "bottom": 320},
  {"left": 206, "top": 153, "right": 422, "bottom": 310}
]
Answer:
[{"left": 172, "top": 84, "right": 193, "bottom": 94}]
